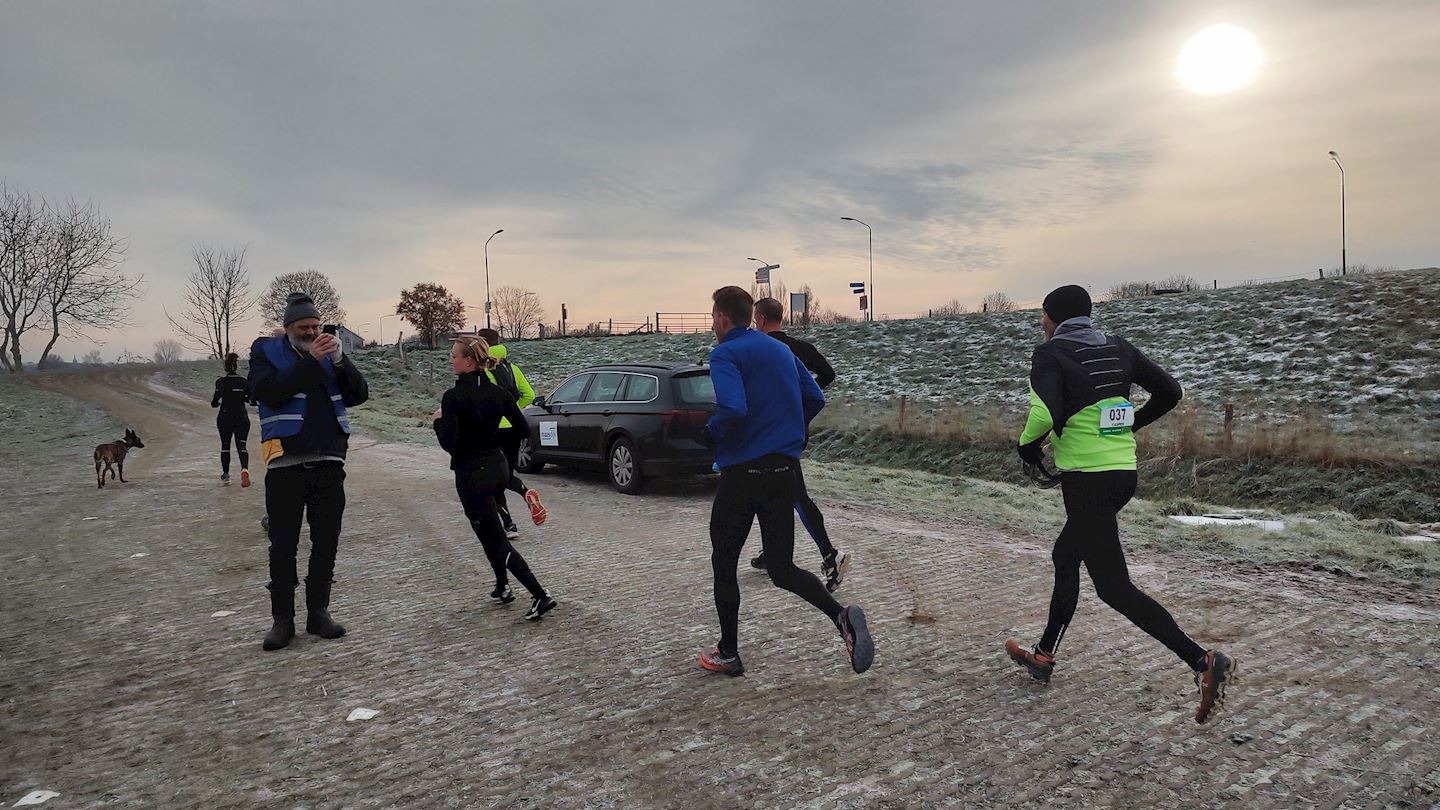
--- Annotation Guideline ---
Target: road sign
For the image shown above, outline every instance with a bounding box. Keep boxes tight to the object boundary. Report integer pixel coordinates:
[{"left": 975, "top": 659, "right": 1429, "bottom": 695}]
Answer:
[
  {"left": 859, "top": 295, "right": 868, "bottom": 311},
  {"left": 850, "top": 282, "right": 865, "bottom": 295},
  {"left": 755, "top": 268, "right": 770, "bottom": 284}
]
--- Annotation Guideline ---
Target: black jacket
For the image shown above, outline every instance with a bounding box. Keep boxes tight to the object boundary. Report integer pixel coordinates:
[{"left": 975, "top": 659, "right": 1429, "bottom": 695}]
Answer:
[
  {"left": 249, "top": 342, "right": 369, "bottom": 460},
  {"left": 212, "top": 373, "right": 254, "bottom": 419},
  {"left": 769, "top": 331, "right": 836, "bottom": 389},
  {"left": 434, "top": 371, "right": 530, "bottom": 471}
]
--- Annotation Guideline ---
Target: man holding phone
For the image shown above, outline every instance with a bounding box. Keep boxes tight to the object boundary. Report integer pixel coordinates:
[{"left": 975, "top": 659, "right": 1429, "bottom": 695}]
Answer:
[{"left": 249, "top": 293, "right": 369, "bottom": 651}]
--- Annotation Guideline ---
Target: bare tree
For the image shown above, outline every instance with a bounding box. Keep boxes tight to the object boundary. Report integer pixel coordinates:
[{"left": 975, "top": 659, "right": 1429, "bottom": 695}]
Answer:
[
  {"left": 166, "top": 245, "right": 254, "bottom": 358},
  {"left": 395, "top": 282, "right": 465, "bottom": 348},
  {"left": 1105, "top": 280, "right": 1152, "bottom": 301},
  {"left": 1155, "top": 274, "right": 1198, "bottom": 292},
  {"left": 153, "top": 338, "right": 184, "bottom": 364},
  {"left": 0, "top": 185, "right": 49, "bottom": 373},
  {"left": 981, "top": 291, "right": 1018, "bottom": 313},
  {"left": 491, "top": 285, "right": 545, "bottom": 340},
  {"left": 35, "top": 200, "right": 141, "bottom": 368},
  {"left": 931, "top": 298, "right": 969, "bottom": 318},
  {"left": 80, "top": 348, "right": 104, "bottom": 365},
  {"left": 259, "top": 269, "right": 346, "bottom": 326},
  {"left": 748, "top": 278, "right": 789, "bottom": 312}
]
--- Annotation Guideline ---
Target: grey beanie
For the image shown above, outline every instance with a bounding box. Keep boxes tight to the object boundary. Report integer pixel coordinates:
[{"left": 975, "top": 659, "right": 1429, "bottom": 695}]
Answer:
[{"left": 282, "top": 292, "right": 321, "bottom": 326}]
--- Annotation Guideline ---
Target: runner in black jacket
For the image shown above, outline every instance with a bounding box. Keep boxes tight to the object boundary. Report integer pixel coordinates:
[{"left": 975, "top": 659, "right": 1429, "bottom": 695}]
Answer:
[
  {"left": 748, "top": 298, "right": 850, "bottom": 591},
  {"left": 434, "top": 336, "right": 557, "bottom": 621},
  {"left": 211, "top": 352, "right": 254, "bottom": 486}
]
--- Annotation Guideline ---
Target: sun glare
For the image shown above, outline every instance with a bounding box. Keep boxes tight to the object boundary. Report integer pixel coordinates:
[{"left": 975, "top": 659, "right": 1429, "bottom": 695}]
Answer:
[{"left": 1176, "top": 24, "right": 1262, "bottom": 95}]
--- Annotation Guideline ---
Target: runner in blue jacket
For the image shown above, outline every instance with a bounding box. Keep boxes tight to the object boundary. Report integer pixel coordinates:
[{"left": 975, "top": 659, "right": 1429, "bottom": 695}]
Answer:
[{"left": 697, "top": 285, "right": 873, "bottom": 678}]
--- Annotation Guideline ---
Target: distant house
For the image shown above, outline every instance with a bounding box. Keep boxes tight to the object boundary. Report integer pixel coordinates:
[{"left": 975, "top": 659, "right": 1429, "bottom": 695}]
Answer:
[{"left": 334, "top": 324, "right": 366, "bottom": 353}]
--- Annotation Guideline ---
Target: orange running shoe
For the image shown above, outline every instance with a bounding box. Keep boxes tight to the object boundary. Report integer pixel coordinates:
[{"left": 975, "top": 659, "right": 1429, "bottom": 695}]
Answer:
[
  {"left": 698, "top": 646, "right": 745, "bottom": 677},
  {"left": 240, "top": 469, "right": 251, "bottom": 488},
  {"left": 1005, "top": 639, "right": 1056, "bottom": 683},
  {"left": 525, "top": 489, "right": 548, "bottom": 525},
  {"left": 1194, "top": 650, "right": 1237, "bottom": 724}
]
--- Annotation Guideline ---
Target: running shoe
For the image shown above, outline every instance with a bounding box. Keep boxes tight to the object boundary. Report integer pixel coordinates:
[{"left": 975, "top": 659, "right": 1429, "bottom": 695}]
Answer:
[
  {"left": 750, "top": 552, "right": 767, "bottom": 570},
  {"left": 240, "top": 469, "right": 250, "bottom": 488},
  {"left": 836, "top": 605, "right": 874, "bottom": 674},
  {"left": 1194, "top": 650, "right": 1238, "bottom": 724},
  {"left": 1005, "top": 639, "right": 1056, "bottom": 684},
  {"left": 524, "top": 594, "right": 557, "bottom": 620},
  {"left": 504, "top": 524, "right": 520, "bottom": 541},
  {"left": 490, "top": 584, "right": 515, "bottom": 604},
  {"left": 822, "top": 550, "right": 851, "bottom": 593},
  {"left": 220, "top": 472, "right": 230, "bottom": 483},
  {"left": 698, "top": 646, "right": 745, "bottom": 677},
  {"left": 525, "top": 489, "right": 548, "bottom": 526}
]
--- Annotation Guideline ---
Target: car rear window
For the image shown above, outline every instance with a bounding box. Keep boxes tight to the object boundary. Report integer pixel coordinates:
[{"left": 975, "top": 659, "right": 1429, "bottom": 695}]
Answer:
[{"left": 672, "top": 372, "right": 715, "bottom": 406}]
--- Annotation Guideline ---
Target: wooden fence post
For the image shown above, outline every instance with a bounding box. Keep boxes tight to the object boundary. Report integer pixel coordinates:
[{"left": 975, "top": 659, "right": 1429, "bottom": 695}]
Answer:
[
  {"left": 1223, "top": 403, "right": 1234, "bottom": 451},
  {"left": 898, "top": 395, "right": 908, "bottom": 434}
]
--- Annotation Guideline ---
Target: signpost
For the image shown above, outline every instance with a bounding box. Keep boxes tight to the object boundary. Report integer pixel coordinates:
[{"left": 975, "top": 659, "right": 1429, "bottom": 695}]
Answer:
[
  {"left": 859, "top": 295, "right": 868, "bottom": 313},
  {"left": 789, "top": 291, "right": 808, "bottom": 326}
]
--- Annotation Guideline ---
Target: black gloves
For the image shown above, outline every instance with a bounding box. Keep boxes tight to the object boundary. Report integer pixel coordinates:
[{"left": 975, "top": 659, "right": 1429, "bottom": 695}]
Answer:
[{"left": 1016, "top": 440, "right": 1044, "bottom": 467}]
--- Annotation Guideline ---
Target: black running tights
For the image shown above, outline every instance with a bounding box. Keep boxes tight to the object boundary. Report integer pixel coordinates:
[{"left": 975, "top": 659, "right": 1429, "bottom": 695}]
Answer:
[
  {"left": 1039, "top": 470, "right": 1207, "bottom": 671},
  {"left": 455, "top": 454, "right": 545, "bottom": 598},
  {"left": 711, "top": 454, "right": 843, "bottom": 656}
]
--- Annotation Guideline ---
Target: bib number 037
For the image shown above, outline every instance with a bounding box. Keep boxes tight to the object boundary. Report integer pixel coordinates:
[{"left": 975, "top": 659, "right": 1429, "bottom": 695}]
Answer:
[{"left": 1099, "top": 402, "right": 1135, "bottom": 435}]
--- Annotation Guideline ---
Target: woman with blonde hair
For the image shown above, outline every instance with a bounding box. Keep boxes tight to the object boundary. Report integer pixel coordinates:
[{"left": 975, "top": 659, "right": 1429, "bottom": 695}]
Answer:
[{"left": 433, "top": 336, "right": 557, "bottom": 620}]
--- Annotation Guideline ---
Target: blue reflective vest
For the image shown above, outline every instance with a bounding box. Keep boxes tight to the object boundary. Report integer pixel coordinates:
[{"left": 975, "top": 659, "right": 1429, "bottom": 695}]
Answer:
[{"left": 255, "top": 337, "right": 351, "bottom": 441}]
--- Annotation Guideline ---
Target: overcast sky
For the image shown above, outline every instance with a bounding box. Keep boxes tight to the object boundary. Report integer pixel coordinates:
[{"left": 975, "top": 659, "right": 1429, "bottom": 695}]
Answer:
[{"left": 3, "top": 0, "right": 1437, "bottom": 359}]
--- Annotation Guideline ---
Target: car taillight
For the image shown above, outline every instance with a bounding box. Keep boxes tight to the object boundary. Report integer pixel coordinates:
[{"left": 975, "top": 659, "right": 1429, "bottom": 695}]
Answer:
[{"left": 662, "top": 409, "right": 709, "bottom": 427}]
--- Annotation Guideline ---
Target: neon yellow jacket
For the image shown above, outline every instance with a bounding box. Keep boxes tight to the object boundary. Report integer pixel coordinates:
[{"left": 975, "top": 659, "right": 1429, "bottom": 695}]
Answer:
[{"left": 485, "top": 343, "right": 534, "bottom": 429}]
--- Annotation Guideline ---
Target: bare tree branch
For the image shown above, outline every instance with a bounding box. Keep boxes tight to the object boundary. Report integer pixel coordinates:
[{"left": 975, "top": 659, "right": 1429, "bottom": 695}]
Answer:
[
  {"left": 491, "top": 285, "right": 546, "bottom": 340},
  {"left": 36, "top": 199, "right": 142, "bottom": 368},
  {"left": 0, "top": 184, "right": 50, "bottom": 372},
  {"left": 259, "top": 269, "right": 346, "bottom": 326},
  {"left": 166, "top": 245, "right": 254, "bottom": 358}
]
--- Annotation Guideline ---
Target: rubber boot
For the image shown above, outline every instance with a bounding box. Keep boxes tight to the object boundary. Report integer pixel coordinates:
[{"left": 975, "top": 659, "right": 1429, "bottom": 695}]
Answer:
[
  {"left": 262, "top": 585, "right": 296, "bottom": 651},
  {"left": 305, "top": 577, "right": 347, "bottom": 640}
]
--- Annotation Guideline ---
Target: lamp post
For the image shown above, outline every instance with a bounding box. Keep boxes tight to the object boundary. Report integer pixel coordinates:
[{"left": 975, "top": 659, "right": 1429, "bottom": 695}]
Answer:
[
  {"left": 484, "top": 228, "right": 504, "bottom": 329},
  {"left": 377, "top": 314, "right": 395, "bottom": 345},
  {"left": 1327, "top": 151, "right": 1346, "bottom": 276},
  {"left": 840, "top": 217, "right": 873, "bottom": 321}
]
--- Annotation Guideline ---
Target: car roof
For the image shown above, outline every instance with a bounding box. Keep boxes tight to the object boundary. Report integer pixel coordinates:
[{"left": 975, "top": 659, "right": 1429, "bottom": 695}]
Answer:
[{"left": 579, "top": 362, "right": 708, "bottom": 374}]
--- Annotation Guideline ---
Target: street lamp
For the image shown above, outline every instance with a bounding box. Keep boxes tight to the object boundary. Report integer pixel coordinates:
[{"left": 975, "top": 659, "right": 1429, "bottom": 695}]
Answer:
[
  {"left": 484, "top": 228, "right": 504, "bottom": 329},
  {"left": 840, "top": 217, "right": 873, "bottom": 321},
  {"left": 1327, "top": 151, "right": 1346, "bottom": 276},
  {"left": 747, "top": 257, "right": 779, "bottom": 297},
  {"left": 377, "top": 313, "right": 395, "bottom": 345}
]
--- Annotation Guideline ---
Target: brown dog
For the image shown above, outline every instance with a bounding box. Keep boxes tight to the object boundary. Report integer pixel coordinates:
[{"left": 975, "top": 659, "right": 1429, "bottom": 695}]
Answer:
[{"left": 95, "top": 429, "right": 145, "bottom": 489}]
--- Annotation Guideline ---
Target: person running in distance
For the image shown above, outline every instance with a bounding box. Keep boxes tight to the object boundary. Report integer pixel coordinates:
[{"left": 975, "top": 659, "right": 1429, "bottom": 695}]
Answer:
[
  {"left": 748, "top": 296, "right": 850, "bottom": 592},
  {"left": 212, "top": 352, "right": 255, "bottom": 487}
]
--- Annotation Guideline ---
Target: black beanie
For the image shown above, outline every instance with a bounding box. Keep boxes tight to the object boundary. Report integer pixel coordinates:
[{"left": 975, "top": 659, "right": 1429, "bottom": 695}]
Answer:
[
  {"left": 282, "top": 292, "right": 321, "bottom": 326},
  {"left": 1042, "top": 285, "right": 1091, "bottom": 323}
]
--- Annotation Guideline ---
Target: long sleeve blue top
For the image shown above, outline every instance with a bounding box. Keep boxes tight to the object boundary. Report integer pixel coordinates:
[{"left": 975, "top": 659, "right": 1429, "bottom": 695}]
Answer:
[{"left": 706, "top": 326, "right": 825, "bottom": 468}]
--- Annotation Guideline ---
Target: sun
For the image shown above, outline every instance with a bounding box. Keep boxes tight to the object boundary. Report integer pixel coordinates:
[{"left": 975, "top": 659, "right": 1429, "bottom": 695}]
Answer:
[{"left": 1176, "top": 24, "right": 1263, "bottom": 95}]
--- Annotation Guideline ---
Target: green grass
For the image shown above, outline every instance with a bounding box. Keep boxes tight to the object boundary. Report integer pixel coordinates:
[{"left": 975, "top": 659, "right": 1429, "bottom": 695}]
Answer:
[{"left": 0, "top": 376, "right": 121, "bottom": 461}]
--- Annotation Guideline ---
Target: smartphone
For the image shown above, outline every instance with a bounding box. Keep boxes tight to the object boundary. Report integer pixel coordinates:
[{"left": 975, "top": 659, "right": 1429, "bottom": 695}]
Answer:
[{"left": 322, "top": 324, "right": 338, "bottom": 336}]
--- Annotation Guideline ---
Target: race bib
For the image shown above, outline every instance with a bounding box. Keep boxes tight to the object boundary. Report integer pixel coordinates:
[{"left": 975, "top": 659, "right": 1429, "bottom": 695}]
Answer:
[
  {"left": 539, "top": 421, "right": 560, "bottom": 447},
  {"left": 1099, "top": 402, "right": 1135, "bottom": 435}
]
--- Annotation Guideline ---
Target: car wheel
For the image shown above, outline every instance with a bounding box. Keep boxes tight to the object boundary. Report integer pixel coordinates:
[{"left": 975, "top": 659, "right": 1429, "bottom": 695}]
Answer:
[
  {"left": 607, "top": 437, "right": 645, "bottom": 494},
  {"left": 515, "top": 436, "right": 545, "bottom": 474}
]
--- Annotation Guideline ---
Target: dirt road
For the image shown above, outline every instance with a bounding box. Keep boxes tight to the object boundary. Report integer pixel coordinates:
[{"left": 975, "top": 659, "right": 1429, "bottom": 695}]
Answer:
[{"left": 2, "top": 371, "right": 1438, "bottom": 808}]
